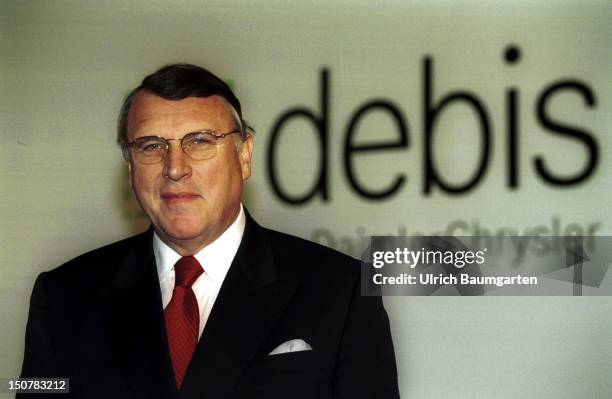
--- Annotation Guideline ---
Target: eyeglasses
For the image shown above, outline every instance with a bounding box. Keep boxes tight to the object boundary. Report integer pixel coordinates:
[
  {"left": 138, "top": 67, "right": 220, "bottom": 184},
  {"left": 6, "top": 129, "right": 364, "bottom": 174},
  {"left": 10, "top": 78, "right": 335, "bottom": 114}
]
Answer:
[{"left": 126, "top": 129, "right": 242, "bottom": 164}]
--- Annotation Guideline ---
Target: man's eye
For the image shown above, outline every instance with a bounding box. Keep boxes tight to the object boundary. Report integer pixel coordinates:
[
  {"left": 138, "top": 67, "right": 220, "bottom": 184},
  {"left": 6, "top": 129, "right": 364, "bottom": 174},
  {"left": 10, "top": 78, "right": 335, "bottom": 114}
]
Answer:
[
  {"left": 141, "top": 142, "right": 165, "bottom": 152},
  {"left": 190, "top": 137, "right": 215, "bottom": 146}
]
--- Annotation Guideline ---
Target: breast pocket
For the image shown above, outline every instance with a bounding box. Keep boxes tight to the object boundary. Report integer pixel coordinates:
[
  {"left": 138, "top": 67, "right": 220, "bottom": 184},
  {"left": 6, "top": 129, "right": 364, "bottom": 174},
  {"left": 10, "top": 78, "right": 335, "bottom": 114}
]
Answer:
[
  {"left": 235, "top": 351, "right": 332, "bottom": 399},
  {"left": 259, "top": 350, "right": 324, "bottom": 372},
  {"left": 233, "top": 350, "right": 332, "bottom": 399}
]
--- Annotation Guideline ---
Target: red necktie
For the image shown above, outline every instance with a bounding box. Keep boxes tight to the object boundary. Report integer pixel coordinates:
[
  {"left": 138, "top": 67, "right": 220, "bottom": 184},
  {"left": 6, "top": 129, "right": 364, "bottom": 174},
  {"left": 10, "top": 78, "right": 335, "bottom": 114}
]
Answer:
[{"left": 164, "top": 256, "right": 203, "bottom": 389}]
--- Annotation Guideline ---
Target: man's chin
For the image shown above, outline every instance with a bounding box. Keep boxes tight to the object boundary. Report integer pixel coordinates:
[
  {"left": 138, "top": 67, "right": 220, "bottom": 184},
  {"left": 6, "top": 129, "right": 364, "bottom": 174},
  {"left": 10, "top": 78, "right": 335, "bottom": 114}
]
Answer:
[{"left": 156, "top": 224, "right": 209, "bottom": 245}]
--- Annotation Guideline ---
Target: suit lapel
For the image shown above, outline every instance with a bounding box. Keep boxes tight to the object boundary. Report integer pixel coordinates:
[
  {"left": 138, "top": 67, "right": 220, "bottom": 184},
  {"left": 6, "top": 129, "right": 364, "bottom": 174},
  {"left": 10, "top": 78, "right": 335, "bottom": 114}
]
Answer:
[
  {"left": 99, "top": 230, "right": 177, "bottom": 399},
  {"left": 179, "top": 215, "right": 297, "bottom": 399}
]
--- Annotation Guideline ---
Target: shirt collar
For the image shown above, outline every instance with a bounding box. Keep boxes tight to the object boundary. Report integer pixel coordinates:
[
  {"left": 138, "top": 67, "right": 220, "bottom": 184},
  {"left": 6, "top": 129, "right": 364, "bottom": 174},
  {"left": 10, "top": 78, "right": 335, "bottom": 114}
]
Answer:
[{"left": 153, "top": 204, "right": 246, "bottom": 283}]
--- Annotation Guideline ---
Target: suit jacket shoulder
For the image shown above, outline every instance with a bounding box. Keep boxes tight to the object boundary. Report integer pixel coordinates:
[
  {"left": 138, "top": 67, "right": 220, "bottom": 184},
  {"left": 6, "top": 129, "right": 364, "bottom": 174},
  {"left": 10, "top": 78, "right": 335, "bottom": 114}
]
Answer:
[
  {"left": 263, "top": 226, "right": 360, "bottom": 278},
  {"left": 42, "top": 231, "right": 152, "bottom": 300}
]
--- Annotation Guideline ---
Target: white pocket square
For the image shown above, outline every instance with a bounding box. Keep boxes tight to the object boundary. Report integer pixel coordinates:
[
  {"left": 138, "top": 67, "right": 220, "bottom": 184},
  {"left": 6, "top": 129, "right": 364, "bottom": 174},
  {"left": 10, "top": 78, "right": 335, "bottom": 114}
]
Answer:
[{"left": 268, "top": 339, "right": 313, "bottom": 355}]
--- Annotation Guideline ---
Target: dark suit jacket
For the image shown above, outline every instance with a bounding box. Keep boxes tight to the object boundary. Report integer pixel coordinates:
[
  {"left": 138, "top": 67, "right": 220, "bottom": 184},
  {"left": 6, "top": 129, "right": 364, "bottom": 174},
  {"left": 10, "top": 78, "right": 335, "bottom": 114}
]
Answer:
[{"left": 20, "top": 214, "right": 399, "bottom": 398}]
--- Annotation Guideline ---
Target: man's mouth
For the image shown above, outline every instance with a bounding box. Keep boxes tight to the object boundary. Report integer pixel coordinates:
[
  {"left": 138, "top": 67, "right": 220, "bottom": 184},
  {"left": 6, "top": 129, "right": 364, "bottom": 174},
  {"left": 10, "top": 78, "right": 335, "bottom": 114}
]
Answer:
[{"left": 161, "top": 192, "right": 200, "bottom": 203}]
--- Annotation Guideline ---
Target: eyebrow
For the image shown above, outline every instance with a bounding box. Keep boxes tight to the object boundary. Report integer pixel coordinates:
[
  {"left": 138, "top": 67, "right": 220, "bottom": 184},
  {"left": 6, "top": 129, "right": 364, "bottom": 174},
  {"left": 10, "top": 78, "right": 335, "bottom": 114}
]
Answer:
[{"left": 132, "top": 128, "right": 237, "bottom": 140}]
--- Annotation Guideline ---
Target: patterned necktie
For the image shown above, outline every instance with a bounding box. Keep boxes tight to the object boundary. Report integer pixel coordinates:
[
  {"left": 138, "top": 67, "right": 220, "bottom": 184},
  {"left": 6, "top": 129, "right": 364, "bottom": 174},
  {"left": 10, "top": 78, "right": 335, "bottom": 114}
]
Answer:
[{"left": 164, "top": 256, "right": 203, "bottom": 389}]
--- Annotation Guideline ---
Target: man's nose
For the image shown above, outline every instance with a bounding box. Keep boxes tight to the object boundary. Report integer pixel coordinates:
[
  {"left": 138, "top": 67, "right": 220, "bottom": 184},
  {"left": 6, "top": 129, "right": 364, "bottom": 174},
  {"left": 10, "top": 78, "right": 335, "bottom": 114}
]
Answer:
[{"left": 163, "top": 142, "right": 192, "bottom": 181}]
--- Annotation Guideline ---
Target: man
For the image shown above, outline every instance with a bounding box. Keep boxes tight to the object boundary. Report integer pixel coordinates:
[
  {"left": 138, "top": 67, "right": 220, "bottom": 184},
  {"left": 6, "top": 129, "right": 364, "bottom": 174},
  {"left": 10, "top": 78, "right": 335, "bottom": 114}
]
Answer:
[{"left": 20, "top": 64, "right": 399, "bottom": 398}]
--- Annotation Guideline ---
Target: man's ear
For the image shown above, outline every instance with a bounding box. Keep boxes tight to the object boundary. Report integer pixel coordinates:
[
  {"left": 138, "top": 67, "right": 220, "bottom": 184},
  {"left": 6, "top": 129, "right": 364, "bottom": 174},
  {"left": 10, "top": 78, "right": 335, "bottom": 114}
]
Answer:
[
  {"left": 239, "top": 134, "right": 254, "bottom": 181},
  {"left": 127, "top": 160, "right": 133, "bottom": 188}
]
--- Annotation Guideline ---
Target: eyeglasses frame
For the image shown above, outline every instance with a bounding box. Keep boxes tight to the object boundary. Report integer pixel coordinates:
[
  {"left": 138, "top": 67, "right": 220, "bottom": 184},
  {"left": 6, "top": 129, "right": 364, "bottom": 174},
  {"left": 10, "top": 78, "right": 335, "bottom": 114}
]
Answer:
[{"left": 125, "top": 129, "right": 244, "bottom": 164}]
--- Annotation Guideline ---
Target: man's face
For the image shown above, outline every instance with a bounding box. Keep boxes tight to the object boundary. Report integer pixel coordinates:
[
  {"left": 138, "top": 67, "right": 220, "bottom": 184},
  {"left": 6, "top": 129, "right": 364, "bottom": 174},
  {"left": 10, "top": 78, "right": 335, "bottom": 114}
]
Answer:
[{"left": 126, "top": 92, "right": 253, "bottom": 254}]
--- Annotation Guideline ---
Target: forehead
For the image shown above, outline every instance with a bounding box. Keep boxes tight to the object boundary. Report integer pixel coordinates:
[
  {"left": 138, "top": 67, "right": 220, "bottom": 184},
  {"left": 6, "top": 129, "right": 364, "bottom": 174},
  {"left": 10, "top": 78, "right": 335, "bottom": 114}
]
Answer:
[{"left": 127, "top": 92, "right": 237, "bottom": 139}]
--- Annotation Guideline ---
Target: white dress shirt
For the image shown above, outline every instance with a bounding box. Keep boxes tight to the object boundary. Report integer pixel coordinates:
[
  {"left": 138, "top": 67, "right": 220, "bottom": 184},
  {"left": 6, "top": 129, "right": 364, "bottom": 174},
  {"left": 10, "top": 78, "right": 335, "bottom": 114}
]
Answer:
[{"left": 153, "top": 205, "right": 246, "bottom": 338}]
